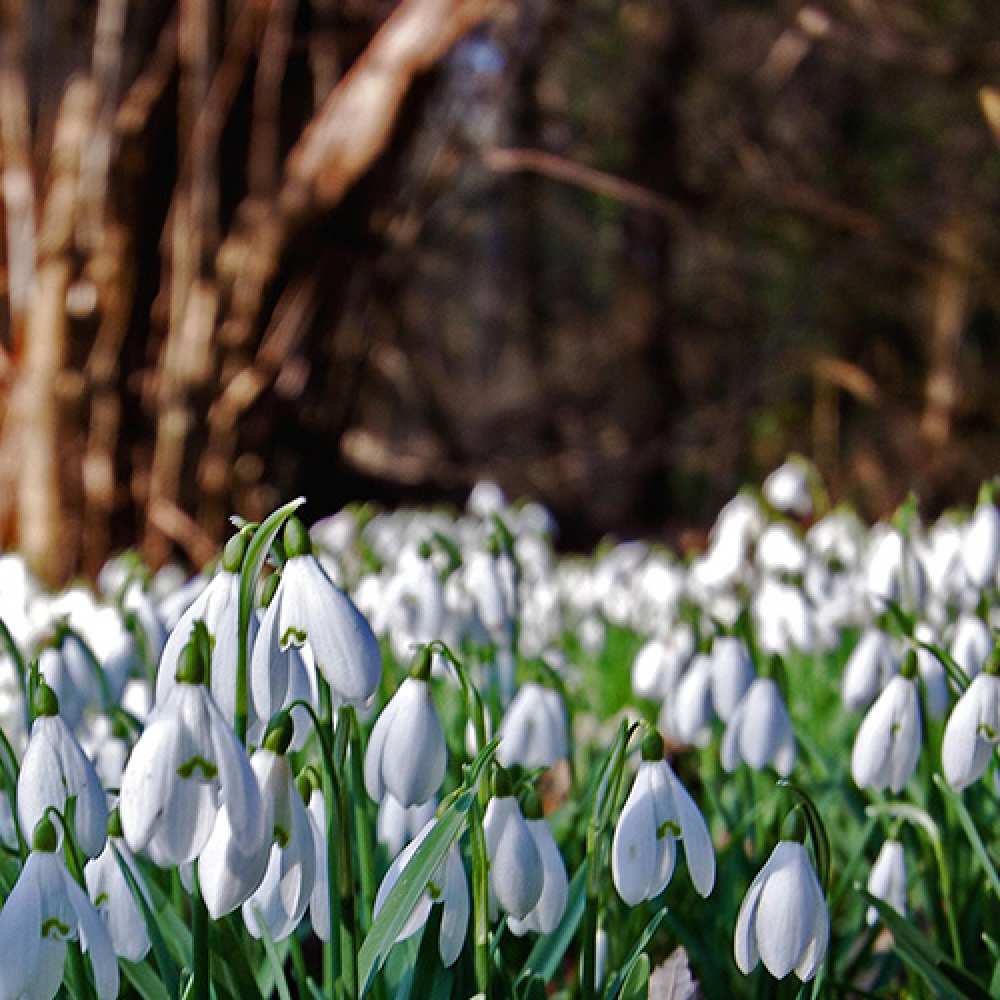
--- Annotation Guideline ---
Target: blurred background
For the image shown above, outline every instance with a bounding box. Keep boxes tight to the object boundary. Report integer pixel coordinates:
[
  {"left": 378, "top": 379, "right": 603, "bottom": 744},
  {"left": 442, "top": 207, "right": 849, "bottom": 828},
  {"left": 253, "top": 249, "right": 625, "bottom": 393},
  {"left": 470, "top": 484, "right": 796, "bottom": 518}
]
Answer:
[{"left": 1, "top": 0, "right": 999, "bottom": 584}]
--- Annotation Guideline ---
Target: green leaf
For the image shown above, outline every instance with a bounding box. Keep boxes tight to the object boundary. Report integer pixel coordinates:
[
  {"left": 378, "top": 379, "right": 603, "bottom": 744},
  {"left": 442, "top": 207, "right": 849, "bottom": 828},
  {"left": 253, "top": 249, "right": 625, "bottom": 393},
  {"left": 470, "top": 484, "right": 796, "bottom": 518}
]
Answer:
[
  {"left": 934, "top": 774, "right": 1000, "bottom": 898},
  {"left": 778, "top": 780, "right": 832, "bottom": 892},
  {"left": 400, "top": 904, "right": 454, "bottom": 1000},
  {"left": 602, "top": 909, "right": 667, "bottom": 1000},
  {"left": 357, "top": 789, "right": 475, "bottom": 995},
  {"left": 111, "top": 844, "right": 181, "bottom": 1000},
  {"left": 252, "top": 905, "right": 292, "bottom": 1000},
  {"left": 519, "top": 865, "right": 586, "bottom": 983},
  {"left": 121, "top": 960, "right": 172, "bottom": 1000},
  {"left": 859, "top": 888, "right": 991, "bottom": 999},
  {"left": 915, "top": 639, "right": 970, "bottom": 693},
  {"left": 620, "top": 954, "right": 650, "bottom": 1000},
  {"left": 235, "top": 497, "right": 305, "bottom": 740}
]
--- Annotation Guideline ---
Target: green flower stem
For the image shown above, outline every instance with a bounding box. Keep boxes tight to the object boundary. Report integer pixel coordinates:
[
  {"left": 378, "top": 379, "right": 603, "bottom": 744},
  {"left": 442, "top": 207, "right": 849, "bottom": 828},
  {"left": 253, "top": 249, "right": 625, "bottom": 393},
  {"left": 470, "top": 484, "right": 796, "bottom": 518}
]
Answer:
[
  {"left": 316, "top": 680, "right": 342, "bottom": 997},
  {"left": 191, "top": 870, "right": 211, "bottom": 1000},
  {"left": 469, "top": 794, "right": 492, "bottom": 1000},
  {"left": 334, "top": 705, "right": 360, "bottom": 1000},
  {"left": 347, "top": 709, "right": 376, "bottom": 936},
  {"left": 580, "top": 822, "right": 601, "bottom": 1000}
]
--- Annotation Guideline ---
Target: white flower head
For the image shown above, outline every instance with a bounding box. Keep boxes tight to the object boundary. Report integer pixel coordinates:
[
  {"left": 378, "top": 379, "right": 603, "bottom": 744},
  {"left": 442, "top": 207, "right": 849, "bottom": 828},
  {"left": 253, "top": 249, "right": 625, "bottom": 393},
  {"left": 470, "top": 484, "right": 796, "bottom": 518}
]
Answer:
[
  {"left": 734, "top": 839, "right": 828, "bottom": 981},
  {"left": 842, "top": 627, "right": 897, "bottom": 712},
  {"left": 372, "top": 817, "right": 469, "bottom": 967},
  {"left": 961, "top": 498, "right": 1000, "bottom": 590},
  {"left": 507, "top": 795, "right": 568, "bottom": 937},
  {"left": 497, "top": 680, "right": 568, "bottom": 770},
  {"left": 18, "top": 683, "right": 108, "bottom": 859},
  {"left": 722, "top": 677, "right": 796, "bottom": 776},
  {"left": 254, "top": 517, "right": 381, "bottom": 706},
  {"left": 483, "top": 782, "right": 543, "bottom": 920},
  {"left": 0, "top": 816, "right": 120, "bottom": 1000},
  {"left": 84, "top": 811, "right": 152, "bottom": 962},
  {"left": 866, "top": 838, "right": 906, "bottom": 926},
  {"left": 612, "top": 731, "right": 715, "bottom": 905},
  {"left": 710, "top": 636, "right": 755, "bottom": 722},
  {"left": 851, "top": 667, "right": 922, "bottom": 794},
  {"left": 941, "top": 663, "right": 1000, "bottom": 790},
  {"left": 119, "top": 632, "right": 263, "bottom": 866},
  {"left": 365, "top": 654, "right": 447, "bottom": 807}
]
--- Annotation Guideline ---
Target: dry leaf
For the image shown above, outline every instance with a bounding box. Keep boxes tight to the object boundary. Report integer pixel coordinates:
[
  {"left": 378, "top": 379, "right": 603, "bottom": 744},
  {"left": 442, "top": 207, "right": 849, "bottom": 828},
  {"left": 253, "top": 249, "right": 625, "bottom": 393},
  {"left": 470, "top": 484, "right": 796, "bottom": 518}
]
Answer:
[{"left": 648, "top": 946, "right": 699, "bottom": 1000}]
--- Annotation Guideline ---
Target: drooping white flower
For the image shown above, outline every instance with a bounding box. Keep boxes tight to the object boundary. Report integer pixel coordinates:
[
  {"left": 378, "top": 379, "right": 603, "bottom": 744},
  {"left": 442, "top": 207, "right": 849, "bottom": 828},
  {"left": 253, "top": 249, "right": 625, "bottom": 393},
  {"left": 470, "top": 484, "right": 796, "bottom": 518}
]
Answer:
[
  {"left": 842, "top": 627, "right": 897, "bottom": 712},
  {"left": 119, "top": 637, "right": 263, "bottom": 866},
  {"left": 508, "top": 806, "right": 569, "bottom": 936},
  {"left": 851, "top": 669, "right": 921, "bottom": 793},
  {"left": 18, "top": 683, "right": 108, "bottom": 859},
  {"left": 497, "top": 681, "right": 568, "bottom": 770},
  {"left": 753, "top": 578, "right": 814, "bottom": 656},
  {"left": 913, "top": 623, "right": 949, "bottom": 721},
  {"left": 734, "top": 840, "right": 828, "bottom": 981},
  {"left": 662, "top": 654, "right": 714, "bottom": 747},
  {"left": 304, "top": 783, "right": 332, "bottom": 942},
  {"left": 612, "top": 732, "right": 715, "bottom": 905},
  {"left": 722, "top": 678, "right": 796, "bottom": 776},
  {"left": 941, "top": 666, "right": 1000, "bottom": 790},
  {"left": 155, "top": 549, "right": 249, "bottom": 724},
  {"left": 866, "top": 838, "right": 906, "bottom": 926},
  {"left": 0, "top": 817, "right": 120, "bottom": 1000},
  {"left": 365, "top": 657, "right": 447, "bottom": 806},
  {"left": 756, "top": 523, "right": 808, "bottom": 577},
  {"left": 242, "top": 727, "right": 317, "bottom": 942},
  {"left": 84, "top": 811, "right": 151, "bottom": 962},
  {"left": 483, "top": 784, "right": 543, "bottom": 920},
  {"left": 949, "top": 614, "right": 991, "bottom": 680},
  {"left": 864, "top": 525, "right": 926, "bottom": 614},
  {"left": 763, "top": 459, "right": 813, "bottom": 517},
  {"left": 710, "top": 636, "right": 755, "bottom": 722},
  {"left": 961, "top": 499, "right": 1000, "bottom": 590},
  {"left": 372, "top": 816, "right": 469, "bottom": 966},
  {"left": 254, "top": 517, "right": 381, "bottom": 705}
]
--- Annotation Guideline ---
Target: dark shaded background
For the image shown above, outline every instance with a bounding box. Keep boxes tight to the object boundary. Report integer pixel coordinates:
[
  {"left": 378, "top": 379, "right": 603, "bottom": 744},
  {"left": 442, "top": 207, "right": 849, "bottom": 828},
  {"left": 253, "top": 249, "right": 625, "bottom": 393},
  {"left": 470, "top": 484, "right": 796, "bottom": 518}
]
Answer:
[{"left": 1, "top": 0, "right": 999, "bottom": 583}]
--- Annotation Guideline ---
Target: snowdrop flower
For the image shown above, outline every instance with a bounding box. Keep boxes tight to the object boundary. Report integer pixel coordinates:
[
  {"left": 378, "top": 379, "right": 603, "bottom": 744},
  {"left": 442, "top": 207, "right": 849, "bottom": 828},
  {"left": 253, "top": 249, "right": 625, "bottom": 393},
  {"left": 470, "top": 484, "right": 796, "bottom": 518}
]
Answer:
[
  {"left": 365, "top": 651, "right": 447, "bottom": 806},
  {"left": 949, "top": 614, "right": 991, "bottom": 679},
  {"left": 753, "top": 578, "right": 814, "bottom": 656},
  {"left": 710, "top": 636, "right": 755, "bottom": 722},
  {"left": 0, "top": 815, "right": 119, "bottom": 1000},
  {"left": 155, "top": 535, "right": 248, "bottom": 723},
  {"left": 866, "top": 838, "right": 906, "bottom": 925},
  {"left": 842, "top": 627, "right": 897, "bottom": 712},
  {"left": 302, "top": 777, "right": 332, "bottom": 942},
  {"left": 632, "top": 637, "right": 677, "bottom": 700},
  {"left": 722, "top": 677, "right": 796, "bottom": 776},
  {"left": 383, "top": 552, "right": 445, "bottom": 662},
  {"left": 913, "top": 623, "right": 949, "bottom": 720},
  {"left": 756, "top": 523, "right": 807, "bottom": 577},
  {"left": 483, "top": 774, "right": 544, "bottom": 920},
  {"left": 612, "top": 730, "right": 715, "bottom": 904},
  {"left": 497, "top": 680, "right": 568, "bottom": 770},
  {"left": 372, "top": 815, "right": 469, "bottom": 966},
  {"left": 851, "top": 658, "right": 921, "bottom": 793},
  {"left": 377, "top": 794, "right": 437, "bottom": 859},
  {"left": 242, "top": 716, "right": 317, "bottom": 942},
  {"left": 507, "top": 793, "right": 568, "bottom": 936},
  {"left": 119, "top": 634, "right": 263, "bottom": 866},
  {"left": 941, "top": 656, "right": 1000, "bottom": 790},
  {"left": 662, "top": 653, "right": 714, "bottom": 747},
  {"left": 734, "top": 840, "right": 828, "bottom": 981},
  {"left": 254, "top": 517, "right": 381, "bottom": 705},
  {"left": 865, "top": 525, "right": 926, "bottom": 614},
  {"left": 18, "top": 682, "right": 108, "bottom": 858},
  {"left": 763, "top": 459, "right": 813, "bottom": 517},
  {"left": 84, "top": 810, "right": 151, "bottom": 961},
  {"left": 961, "top": 496, "right": 1000, "bottom": 590}
]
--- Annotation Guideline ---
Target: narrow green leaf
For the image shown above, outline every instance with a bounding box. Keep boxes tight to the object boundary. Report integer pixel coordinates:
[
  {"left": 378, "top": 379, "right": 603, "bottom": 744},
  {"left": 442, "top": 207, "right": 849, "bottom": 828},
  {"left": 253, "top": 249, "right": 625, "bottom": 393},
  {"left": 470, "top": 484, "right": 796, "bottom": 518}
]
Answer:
[
  {"left": 859, "top": 888, "right": 990, "bottom": 999},
  {"left": 252, "top": 905, "right": 293, "bottom": 1000},
  {"left": 934, "top": 774, "right": 1000, "bottom": 897},
  {"left": 121, "top": 960, "right": 172, "bottom": 1000},
  {"left": 915, "top": 639, "right": 970, "bottom": 693},
  {"left": 111, "top": 844, "right": 181, "bottom": 1000},
  {"left": 519, "top": 865, "right": 586, "bottom": 983},
  {"left": 357, "top": 790, "right": 475, "bottom": 995},
  {"left": 602, "top": 909, "right": 667, "bottom": 1000},
  {"left": 620, "top": 953, "right": 650, "bottom": 1000}
]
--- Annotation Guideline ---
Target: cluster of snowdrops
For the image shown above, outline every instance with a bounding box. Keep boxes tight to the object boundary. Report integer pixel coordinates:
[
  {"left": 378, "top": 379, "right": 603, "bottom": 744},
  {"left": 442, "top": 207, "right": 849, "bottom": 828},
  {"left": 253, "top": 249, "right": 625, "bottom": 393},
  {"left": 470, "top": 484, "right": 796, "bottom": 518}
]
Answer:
[{"left": 0, "top": 460, "right": 998, "bottom": 999}]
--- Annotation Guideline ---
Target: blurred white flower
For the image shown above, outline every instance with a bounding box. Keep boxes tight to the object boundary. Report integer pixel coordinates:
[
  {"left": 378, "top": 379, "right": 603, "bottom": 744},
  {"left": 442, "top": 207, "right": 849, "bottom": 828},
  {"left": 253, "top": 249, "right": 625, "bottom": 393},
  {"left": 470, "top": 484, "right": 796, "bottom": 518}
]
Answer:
[
  {"left": 722, "top": 678, "right": 796, "bottom": 776},
  {"left": 866, "top": 838, "right": 906, "bottom": 926},
  {"left": 851, "top": 672, "right": 921, "bottom": 793}
]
